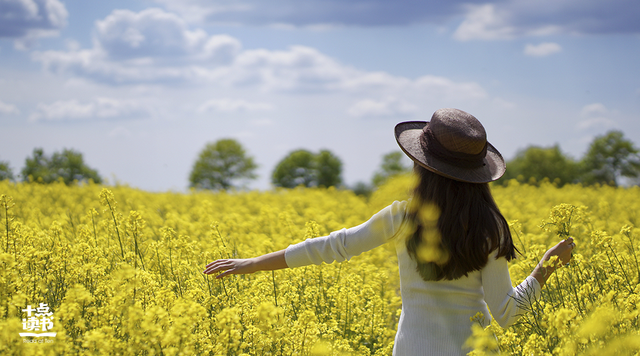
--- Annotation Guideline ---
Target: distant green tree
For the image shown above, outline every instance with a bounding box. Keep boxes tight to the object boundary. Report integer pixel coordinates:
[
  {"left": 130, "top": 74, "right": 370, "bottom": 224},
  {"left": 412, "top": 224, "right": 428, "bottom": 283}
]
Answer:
[
  {"left": 315, "top": 150, "right": 343, "bottom": 187},
  {"left": 498, "top": 145, "right": 579, "bottom": 186},
  {"left": 272, "top": 150, "right": 316, "bottom": 188},
  {"left": 372, "top": 151, "right": 412, "bottom": 187},
  {"left": 580, "top": 130, "right": 640, "bottom": 186},
  {"left": 351, "top": 181, "right": 373, "bottom": 198},
  {"left": 21, "top": 148, "right": 102, "bottom": 185},
  {"left": 189, "top": 139, "right": 258, "bottom": 190},
  {"left": 0, "top": 160, "right": 14, "bottom": 181},
  {"left": 272, "top": 149, "right": 343, "bottom": 188},
  {"left": 22, "top": 148, "right": 51, "bottom": 182}
]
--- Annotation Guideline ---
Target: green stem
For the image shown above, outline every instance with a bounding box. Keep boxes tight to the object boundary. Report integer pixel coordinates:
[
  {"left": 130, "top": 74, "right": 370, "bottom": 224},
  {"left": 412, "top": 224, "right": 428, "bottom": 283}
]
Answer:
[
  {"left": 624, "top": 231, "right": 640, "bottom": 281},
  {"left": 106, "top": 200, "right": 124, "bottom": 259},
  {"left": 608, "top": 245, "right": 632, "bottom": 292}
]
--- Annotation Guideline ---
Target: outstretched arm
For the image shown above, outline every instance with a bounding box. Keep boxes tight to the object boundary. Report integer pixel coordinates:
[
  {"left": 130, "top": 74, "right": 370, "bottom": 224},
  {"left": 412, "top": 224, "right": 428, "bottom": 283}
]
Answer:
[
  {"left": 203, "top": 201, "right": 407, "bottom": 278},
  {"left": 203, "top": 250, "right": 288, "bottom": 279},
  {"left": 482, "top": 237, "right": 576, "bottom": 327}
]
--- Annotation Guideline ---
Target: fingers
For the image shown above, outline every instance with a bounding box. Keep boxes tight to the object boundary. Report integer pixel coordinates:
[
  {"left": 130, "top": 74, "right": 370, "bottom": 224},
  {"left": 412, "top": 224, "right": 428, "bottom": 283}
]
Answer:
[
  {"left": 566, "top": 237, "right": 576, "bottom": 250},
  {"left": 203, "top": 259, "right": 235, "bottom": 277},
  {"left": 562, "top": 237, "right": 576, "bottom": 265},
  {"left": 561, "top": 237, "right": 576, "bottom": 250},
  {"left": 544, "top": 238, "right": 577, "bottom": 266}
]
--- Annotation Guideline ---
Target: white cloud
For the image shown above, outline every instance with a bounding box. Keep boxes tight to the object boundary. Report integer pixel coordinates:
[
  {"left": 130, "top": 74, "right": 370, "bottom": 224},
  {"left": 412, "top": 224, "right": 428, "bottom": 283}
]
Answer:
[
  {"left": 29, "top": 97, "right": 146, "bottom": 122},
  {"left": 341, "top": 71, "right": 412, "bottom": 92},
  {"left": 220, "top": 45, "right": 361, "bottom": 92},
  {"left": 151, "top": 0, "right": 640, "bottom": 37},
  {"left": 32, "top": 8, "right": 242, "bottom": 84},
  {"left": 577, "top": 103, "right": 617, "bottom": 130},
  {"left": 33, "top": 40, "right": 355, "bottom": 89},
  {"left": 33, "top": 47, "right": 202, "bottom": 84},
  {"left": 453, "top": 4, "right": 516, "bottom": 41},
  {"left": 152, "top": 0, "right": 459, "bottom": 27},
  {"left": 94, "top": 8, "right": 241, "bottom": 63},
  {"left": 581, "top": 103, "right": 608, "bottom": 117},
  {"left": 524, "top": 42, "right": 562, "bottom": 57},
  {"left": 197, "top": 98, "right": 274, "bottom": 113},
  {"left": 32, "top": 8, "right": 490, "bottom": 110},
  {"left": 348, "top": 97, "right": 418, "bottom": 118},
  {"left": 452, "top": 0, "right": 640, "bottom": 41},
  {"left": 0, "top": 0, "right": 68, "bottom": 48},
  {"left": 152, "top": 0, "right": 253, "bottom": 24},
  {"left": 0, "top": 100, "right": 20, "bottom": 115},
  {"left": 414, "top": 75, "right": 487, "bottom": 100}
]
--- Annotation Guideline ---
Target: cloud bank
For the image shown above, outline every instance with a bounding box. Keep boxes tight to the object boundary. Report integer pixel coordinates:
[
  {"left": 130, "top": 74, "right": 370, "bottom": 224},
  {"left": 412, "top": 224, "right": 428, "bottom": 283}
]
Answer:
[
  {"left": 0, "top": 0, "right": 68, "bottom": 48},
  {"left": 32, "top": 8, "right": 488, "bottom": 103},
  {"left": 153, "top": 0, "right": 640, "bottom": 38}
]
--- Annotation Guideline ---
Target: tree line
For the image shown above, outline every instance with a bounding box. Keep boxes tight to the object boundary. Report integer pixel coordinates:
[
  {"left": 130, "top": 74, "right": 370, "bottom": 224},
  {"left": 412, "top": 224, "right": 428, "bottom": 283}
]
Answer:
[
  {"left": 187, "top": 139, "right": 411, "bottom": 193},
  {"left": 0, "top": 148, "right": 102, "bottom": 185},
  {"left": 188, "top": 139, "right": 345, "bottom": 190},
  {"left": 497, "top": 130, "right": 640, "bottom": 187},
  {"left": 1, "top": 130, "right": 639, "bottom": 191}
]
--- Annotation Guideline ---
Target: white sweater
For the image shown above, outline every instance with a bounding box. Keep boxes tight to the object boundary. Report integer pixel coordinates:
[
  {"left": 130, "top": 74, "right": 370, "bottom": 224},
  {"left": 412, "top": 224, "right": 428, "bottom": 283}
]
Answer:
[{"left": 284, "top": 200, "right": 541, "bottom": 356}]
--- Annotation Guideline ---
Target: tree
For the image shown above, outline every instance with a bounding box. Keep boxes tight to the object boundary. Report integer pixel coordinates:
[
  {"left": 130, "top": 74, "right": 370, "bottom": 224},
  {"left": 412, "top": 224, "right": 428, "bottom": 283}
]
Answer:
[
  {"left": 351, "top": 181, "right": 373, "bottom": 198},
  {"left": 315, "top": 150, "right": 343, "bottom": 187},
  {"left": 22, "top": 148, "right": 50, "bottom": 183},
  {"left": 580, "top": 130, "right": 640, "bottom": 186},
  {"left": 21, "top": 148, "right": 102, "bottom": 185},
  {"left": 189, "top": 139, "right": 258, "bottom": 190},
  {"left": 0, "top": 160, "right": 14, "bottom": 181},
  {"left": 272, "top": 150, "right": 315, "bottom": 188},
  {"left": 372, "top": 151, "right": 412, "bottom": 187},
  {"left": 272, "top": 149, "right": 343, "bottom": 188},
  {"left": 498, "top": 145, "right": 579, "bottom": 186}
]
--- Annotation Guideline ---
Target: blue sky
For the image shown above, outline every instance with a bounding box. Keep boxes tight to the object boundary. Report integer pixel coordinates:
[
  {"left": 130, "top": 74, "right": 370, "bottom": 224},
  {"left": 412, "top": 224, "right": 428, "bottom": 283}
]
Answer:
[{"left": 1, "top": 0, "right": 639, "bottom": 191}]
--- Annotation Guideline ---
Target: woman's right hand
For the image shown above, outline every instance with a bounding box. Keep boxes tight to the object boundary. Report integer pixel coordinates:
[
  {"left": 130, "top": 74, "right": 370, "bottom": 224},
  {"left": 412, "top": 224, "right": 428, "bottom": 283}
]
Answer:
[
  {"left": 202, "top": 250, "right": 288, "bottom": 279},
  {"left": 203, "top": 258, "right": 258, "bottom": 279}
]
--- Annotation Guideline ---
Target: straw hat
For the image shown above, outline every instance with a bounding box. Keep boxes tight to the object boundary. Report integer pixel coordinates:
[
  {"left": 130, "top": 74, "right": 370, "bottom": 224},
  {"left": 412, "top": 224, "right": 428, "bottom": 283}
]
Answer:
[{"left": 395, "top": 108, "right": 505, "bottom": 183}]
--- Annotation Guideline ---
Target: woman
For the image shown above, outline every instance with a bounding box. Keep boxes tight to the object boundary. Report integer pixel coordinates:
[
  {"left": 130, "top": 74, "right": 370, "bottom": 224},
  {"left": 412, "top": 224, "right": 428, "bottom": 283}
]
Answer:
[{"left": 203, "top": 108, "right": 575, "bottom": 355}]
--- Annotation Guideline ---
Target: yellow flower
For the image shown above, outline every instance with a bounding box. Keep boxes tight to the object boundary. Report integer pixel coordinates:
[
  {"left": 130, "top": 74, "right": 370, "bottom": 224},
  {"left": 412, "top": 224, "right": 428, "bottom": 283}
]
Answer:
[{"left": 2, "top": 175, "right": 640, "bottom": 355}]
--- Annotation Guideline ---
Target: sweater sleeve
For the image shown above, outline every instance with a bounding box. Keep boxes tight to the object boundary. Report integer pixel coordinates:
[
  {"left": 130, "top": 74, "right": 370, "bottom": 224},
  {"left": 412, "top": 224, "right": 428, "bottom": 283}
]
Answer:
[
  {"left": 481, "top": 252, "right": 541, "bottom": 327},
  {"left": 284, "top": 200, "right": 407, "bottom": 268}
]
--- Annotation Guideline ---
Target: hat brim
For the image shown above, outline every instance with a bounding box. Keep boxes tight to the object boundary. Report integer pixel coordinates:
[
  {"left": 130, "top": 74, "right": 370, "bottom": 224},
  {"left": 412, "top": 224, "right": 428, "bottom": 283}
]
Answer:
[{"left": 395, "top": 121, "right": 506, "bottom": 183}]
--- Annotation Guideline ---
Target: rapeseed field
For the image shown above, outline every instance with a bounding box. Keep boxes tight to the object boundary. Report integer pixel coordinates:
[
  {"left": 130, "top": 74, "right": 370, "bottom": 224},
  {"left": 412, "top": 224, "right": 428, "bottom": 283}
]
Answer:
[{"left": 1, "top": 176, "right": 639, "bottom": 355}]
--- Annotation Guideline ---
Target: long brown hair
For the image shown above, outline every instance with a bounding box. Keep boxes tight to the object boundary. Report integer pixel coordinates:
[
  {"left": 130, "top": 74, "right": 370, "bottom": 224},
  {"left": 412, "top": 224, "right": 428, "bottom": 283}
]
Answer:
[{"left": 406, "top": 164, "right": 517, "bottom": 281}]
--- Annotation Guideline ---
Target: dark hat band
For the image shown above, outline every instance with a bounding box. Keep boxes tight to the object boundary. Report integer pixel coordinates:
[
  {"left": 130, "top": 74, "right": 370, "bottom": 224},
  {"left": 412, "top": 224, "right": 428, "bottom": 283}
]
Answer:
[{"left": 420, "top": 126, "right": 487, "bottom": 169}]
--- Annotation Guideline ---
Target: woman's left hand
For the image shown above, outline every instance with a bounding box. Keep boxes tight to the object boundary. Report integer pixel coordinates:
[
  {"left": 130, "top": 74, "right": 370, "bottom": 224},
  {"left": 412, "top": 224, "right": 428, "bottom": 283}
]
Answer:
[{"left": 542, "top": 237, "right": 576, "bottom": 268}]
